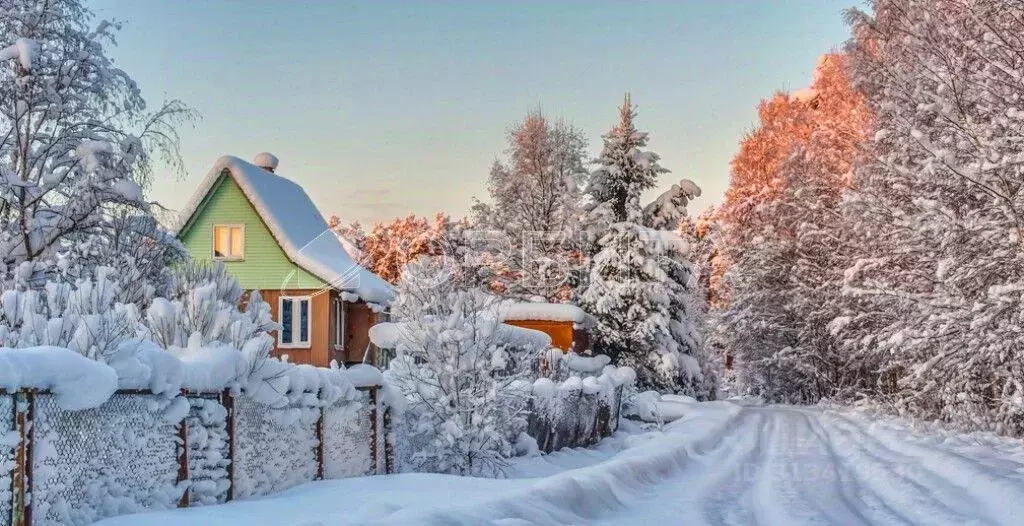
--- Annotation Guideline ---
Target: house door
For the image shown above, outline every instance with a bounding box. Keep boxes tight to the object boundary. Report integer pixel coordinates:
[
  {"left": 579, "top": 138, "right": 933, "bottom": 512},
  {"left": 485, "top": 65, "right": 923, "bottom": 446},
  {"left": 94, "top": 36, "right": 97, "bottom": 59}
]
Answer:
[{"left": 344, "top": 302, "right": 376, "bottom": 366}]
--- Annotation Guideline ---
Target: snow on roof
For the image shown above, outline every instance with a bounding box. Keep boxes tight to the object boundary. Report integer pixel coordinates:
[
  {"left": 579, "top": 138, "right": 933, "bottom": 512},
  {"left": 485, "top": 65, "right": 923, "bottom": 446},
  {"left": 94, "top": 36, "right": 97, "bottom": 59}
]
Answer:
[
  {"left": 499, "top": 301, "right": 588, "bottom": 324},
  {"left": 335, "top": 232, "right": 366, "bottom": 263},
  {"left": 176, "top": 155, "right": 394, "bottom": 305},
  {"left": 369, "top": 321, "right": 552, "bottom": 350}
]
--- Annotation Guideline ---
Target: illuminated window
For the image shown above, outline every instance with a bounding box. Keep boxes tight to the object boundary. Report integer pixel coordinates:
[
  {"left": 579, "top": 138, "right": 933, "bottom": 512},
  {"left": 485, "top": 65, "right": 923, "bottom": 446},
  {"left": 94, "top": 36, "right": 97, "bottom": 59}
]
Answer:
[{"left": 213, "top": 225, "right": 244, "bottom": 259}]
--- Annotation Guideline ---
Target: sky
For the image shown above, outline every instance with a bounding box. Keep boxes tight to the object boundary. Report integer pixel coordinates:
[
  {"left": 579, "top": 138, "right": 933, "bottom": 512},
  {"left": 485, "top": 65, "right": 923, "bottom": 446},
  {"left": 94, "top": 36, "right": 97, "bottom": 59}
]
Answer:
[{"left": 91, "top": 0, "right": 855, "bottom": 225}]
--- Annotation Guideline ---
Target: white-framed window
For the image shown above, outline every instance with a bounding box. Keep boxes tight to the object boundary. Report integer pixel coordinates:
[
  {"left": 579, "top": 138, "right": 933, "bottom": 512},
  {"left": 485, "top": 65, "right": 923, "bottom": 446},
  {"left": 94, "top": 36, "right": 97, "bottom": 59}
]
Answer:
[
  {"left": 332, "top": 298, "right": 346, "bottom": 351},
  {"left": 213, "top": 224, "right": 245, "bottom": 260},
  {"left": 278, "top": 296, "right": 312, "bottom": 348}
]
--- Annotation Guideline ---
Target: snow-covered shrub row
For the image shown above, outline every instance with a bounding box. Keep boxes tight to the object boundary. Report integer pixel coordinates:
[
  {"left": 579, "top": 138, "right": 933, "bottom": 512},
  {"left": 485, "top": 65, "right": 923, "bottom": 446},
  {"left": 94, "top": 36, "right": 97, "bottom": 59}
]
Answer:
[
  {"left": 541, "top": 350, "right": 612, "bottom": 381},
  {"left": 527, "top": 365, "right": 634, "bottom": 453},
  {"left": 184, "top": 397, "right": 230, "bottom": 506},
  {"left": 32, "top": 393, "right": 183, "bottom": 526}
]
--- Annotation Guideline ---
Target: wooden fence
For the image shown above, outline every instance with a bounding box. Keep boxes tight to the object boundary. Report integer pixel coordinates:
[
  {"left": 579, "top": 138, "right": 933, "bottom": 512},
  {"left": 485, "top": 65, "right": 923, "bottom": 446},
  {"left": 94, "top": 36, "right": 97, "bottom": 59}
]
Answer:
[{"left": 2, "top": 386, "right": 391, "bottom": 526}]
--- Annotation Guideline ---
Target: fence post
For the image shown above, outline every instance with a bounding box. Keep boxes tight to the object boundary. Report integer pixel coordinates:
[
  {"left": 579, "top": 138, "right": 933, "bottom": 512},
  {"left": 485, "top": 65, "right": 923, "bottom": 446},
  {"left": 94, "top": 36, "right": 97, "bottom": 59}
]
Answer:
[
  {"left": 382, "top": 406, "right": 393, "bottom": 475},
  {"left": 221, "top": 390, "right": 236, "bottom": 502},
  {"left": 612, "top": 385, "right": 623, "bottom": 433},
  {"left": 12, "top": 391, "right": 33, "bottom": 526},
  {"left": 368, "top": 387, "right": 379, "bottom": 475},
  {"left": 315, "top": 406, "right": 325, "bottom": 480},
  {"left": 176, "top": 400, "right": 190, "bottom": 508}
]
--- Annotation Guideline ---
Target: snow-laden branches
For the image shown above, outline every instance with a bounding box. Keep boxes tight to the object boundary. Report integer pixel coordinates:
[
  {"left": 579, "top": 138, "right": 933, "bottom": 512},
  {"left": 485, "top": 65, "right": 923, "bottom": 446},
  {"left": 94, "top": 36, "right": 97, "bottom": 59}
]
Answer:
[
  {"left": 385, "top": 258, "right": 534, "bottom": 477},
  {"left": 0, "top": 0, "right": 195, "bottom": 268}
]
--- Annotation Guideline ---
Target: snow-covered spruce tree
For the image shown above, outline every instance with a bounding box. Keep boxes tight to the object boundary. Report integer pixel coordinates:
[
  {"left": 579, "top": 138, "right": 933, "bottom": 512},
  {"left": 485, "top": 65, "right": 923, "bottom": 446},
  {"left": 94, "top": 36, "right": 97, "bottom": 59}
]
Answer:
[
  {"left": 386, "top": 258, "right": 533, "bottom": 477},
  {"left": 472, "top": 111, "right": 588, "bottom": 302},
  {"left": 838, "top": 0, "right": 1024, "bottom": 435},
  {"left": 580, "top": 222, "right": 708, "bottom": 395},
  {"left": 0, "top": 0, "right": 192, "bottom": 272},
  {"left": 578, "top": 95, "right": 710, "bottom": 395},
  {"left": 582, "top": 94, "right": 666, "bottom": 233}
]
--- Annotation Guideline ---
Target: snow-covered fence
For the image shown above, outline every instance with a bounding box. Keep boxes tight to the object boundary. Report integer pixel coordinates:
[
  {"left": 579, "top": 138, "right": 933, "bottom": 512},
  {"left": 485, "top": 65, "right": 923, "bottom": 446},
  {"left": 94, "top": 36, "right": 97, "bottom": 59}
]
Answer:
[
  {"left": 526, "top": 365, "right": 634, "bottom": 453},
  {"left": 0, "top": 385, "right": 392, "bottom": 526}
]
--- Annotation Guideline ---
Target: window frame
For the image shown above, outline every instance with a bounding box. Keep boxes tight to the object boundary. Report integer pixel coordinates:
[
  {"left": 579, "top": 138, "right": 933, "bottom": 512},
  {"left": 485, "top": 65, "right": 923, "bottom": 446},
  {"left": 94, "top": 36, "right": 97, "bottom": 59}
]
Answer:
[
  {"left": 333, "top": 297, "right": 346, "bottom": 351},
  {"left": 212, "top": 223, "right": 246, "bottom": 261},
  {"left": 278, "top": 295, "right": 312, "bottom": 349}
]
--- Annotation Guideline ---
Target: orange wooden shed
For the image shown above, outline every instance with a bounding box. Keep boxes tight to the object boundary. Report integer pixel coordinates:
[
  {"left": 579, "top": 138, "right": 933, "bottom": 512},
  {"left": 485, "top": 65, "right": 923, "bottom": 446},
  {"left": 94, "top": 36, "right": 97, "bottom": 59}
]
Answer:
[{"left": 500, "top": 302, "right": 591, "bottom": 354}]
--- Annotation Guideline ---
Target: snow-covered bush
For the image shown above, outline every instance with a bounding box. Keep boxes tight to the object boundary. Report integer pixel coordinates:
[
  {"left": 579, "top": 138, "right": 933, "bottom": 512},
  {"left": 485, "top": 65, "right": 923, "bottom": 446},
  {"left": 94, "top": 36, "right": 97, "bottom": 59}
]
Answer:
[
  {"left": 527, "top": 364, "right": 634, "bottom": 452},
  {"left": 0, "top": 264, "right": 144, "bottom": 362},
  {"left": 386, "top": 258, "right": 534, "bottom": 477}
]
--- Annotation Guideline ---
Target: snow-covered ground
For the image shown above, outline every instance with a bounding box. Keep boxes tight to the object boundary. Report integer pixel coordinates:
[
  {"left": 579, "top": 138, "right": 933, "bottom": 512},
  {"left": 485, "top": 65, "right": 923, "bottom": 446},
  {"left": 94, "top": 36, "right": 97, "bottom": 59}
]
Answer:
[{"left": 96, "top": 401, "right": 1024, "bottom": 525}]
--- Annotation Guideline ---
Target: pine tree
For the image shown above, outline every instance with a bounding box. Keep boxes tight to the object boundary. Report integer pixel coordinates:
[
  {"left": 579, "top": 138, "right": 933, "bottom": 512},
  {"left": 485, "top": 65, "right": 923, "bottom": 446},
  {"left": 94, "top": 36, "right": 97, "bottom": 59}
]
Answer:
[
  {"left": 585, "top": 94, "right": 667, "bottom": 227},
  {"left": 579, "top": 95, "right": 710, "bottom": 395}
]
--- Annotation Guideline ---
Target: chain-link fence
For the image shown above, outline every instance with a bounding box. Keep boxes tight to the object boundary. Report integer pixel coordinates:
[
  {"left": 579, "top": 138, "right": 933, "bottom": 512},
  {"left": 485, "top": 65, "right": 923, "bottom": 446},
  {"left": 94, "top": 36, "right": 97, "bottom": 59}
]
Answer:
[
  {"left": 0, "top": 395, "right": 14, "bottom": 526},
  {"left": 32, "top": 393, "right": 181, "bottom": 526},
  {"left": 184, "top": 395, "right": 231, "bottom": 506},
  {"left": 0, "top": 386, "right": 390, "bottom": 526},
  {"left": 322, "top": 390, "right": 373, "bottom": 479},
  {"left": 233, "top": 394, "right": 320, "bottom": 499}
]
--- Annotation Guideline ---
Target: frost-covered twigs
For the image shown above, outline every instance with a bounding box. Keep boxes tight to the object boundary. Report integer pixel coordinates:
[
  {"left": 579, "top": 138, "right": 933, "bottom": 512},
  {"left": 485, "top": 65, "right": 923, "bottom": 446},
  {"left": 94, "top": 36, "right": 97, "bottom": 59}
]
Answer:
[{"left": 0, "top": 0, "right": 195, "bottom": 269}]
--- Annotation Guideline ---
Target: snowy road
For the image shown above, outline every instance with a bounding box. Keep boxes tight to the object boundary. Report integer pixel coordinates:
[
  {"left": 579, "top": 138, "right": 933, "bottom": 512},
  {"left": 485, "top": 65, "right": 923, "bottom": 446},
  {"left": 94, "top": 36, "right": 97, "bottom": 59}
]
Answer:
[
  {"left": 98, "top": 402, "right": 1024, "bottom": 526},
  {"left": 592, "top": 404, "right": 1024, "bottom": 526}
]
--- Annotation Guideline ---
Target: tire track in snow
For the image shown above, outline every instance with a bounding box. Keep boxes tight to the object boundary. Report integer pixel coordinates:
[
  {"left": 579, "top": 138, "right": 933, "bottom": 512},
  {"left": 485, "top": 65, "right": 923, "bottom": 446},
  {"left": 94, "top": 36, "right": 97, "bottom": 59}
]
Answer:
[
  {"left": 813, "top": 410, "right": 991, "bottom": 524},
  {"left": 800, "top": 411, "right": 916, "bottom": 526},
  {"left": 741, "top": 408, "right": 870, "bottom": 525},
  {"left": 822, "top": 410, "right": 1024, "bottom": 525}
]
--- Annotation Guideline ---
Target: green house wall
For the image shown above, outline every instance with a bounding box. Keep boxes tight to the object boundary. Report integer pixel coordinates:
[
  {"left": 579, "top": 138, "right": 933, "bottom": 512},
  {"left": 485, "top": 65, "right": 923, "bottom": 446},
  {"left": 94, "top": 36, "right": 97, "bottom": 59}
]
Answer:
[{"left": 178, "top": 172, "right": 327, "bottom": 290}]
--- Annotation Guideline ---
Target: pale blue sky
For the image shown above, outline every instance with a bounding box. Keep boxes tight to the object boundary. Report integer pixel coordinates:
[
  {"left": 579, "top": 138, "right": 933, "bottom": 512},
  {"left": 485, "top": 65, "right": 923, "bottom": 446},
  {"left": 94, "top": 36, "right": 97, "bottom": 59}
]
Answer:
[{"left": 91, "top": 1, "right": 855, "bottom": 225}]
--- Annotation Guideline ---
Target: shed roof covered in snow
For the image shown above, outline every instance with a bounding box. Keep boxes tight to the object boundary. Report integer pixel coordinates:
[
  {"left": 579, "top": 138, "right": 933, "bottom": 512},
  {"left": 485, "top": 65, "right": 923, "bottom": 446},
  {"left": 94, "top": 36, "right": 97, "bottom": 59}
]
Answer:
[
  {"left": 175, "top": 155, "right": 394, "bottom": 305},
  {"left": 498, "top": 301, "right": 589, "bottom": 325}
]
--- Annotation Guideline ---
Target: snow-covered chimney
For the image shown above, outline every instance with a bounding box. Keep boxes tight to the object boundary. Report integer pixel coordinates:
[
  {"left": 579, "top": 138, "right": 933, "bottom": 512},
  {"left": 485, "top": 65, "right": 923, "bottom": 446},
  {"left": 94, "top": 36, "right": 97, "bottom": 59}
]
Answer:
[{"left": 253, "top": 152, "right": 279, "bottom": 173}]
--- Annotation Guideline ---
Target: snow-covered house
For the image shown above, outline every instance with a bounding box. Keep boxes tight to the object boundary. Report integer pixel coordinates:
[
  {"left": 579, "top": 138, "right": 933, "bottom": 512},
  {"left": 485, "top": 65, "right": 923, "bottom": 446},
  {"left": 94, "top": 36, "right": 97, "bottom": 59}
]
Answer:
[
  {"left": 499, "top": 302, "right": 591, "bottom": 354},
  {"left": 175, "top": 154, "right": 394, "bottom": 367}
]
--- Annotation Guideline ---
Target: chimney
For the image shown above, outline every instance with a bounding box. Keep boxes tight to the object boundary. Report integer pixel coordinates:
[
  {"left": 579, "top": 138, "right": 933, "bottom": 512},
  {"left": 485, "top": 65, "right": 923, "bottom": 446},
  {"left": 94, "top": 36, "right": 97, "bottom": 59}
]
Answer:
[{"left": 253, "top": 152, "right": 279, "bottom": 173}]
